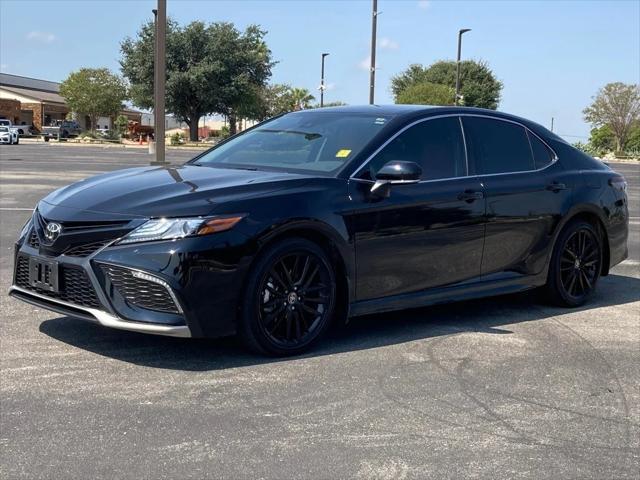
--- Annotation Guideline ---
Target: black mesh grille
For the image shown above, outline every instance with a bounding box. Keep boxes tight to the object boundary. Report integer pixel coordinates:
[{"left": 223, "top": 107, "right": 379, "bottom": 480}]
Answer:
[
  {"left": 64, "top": 240, "right": 110, "bottom": 257},
  {"left": 14, "top": 256, "right": 101, "bottom": 309},
  {"left": 101, "top": 264, "right": 179, "bottom": 314},
  {"left": 27, "top": 229, "right": 39, "bottom": 248}
]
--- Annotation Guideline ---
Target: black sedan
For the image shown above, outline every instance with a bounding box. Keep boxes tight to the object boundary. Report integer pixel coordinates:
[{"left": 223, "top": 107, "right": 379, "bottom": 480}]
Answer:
[{"left": 10, "top": 106, "right": 629, "bottom": 355}]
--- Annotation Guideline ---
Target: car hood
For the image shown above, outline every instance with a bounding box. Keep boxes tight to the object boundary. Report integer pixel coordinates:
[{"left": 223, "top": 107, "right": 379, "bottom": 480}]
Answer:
[{"left": 41, "top": 165, "right": 313, "bottom": 219}]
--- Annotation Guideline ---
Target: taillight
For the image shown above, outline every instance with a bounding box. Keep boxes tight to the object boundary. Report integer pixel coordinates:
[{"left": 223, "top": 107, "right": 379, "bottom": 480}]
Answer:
[{"left": 609, "top": 175, "right": 627, "bottom": 192}]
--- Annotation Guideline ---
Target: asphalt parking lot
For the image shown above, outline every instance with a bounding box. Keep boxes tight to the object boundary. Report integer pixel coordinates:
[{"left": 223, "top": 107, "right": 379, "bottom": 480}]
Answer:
[{"left": 1, "top": 143, "right": 638, "bottom": 479}]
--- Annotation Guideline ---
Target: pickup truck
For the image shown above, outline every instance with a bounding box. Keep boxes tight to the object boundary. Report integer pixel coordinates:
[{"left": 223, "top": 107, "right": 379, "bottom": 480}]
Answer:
[
  {"left": 41, "top": 120, "right": 82, "bottom": 139},
  {"left": 0, "top": 120, "right": 20, "bottom": 144},
  {"left": 0, "top": 118, "right": 31, "bottom": 140}
]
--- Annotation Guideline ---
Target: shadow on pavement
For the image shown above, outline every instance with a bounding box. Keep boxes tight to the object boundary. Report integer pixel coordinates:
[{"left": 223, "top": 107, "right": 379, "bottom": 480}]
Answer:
[{"left": 39, "top": 273, "right": 640, "bottom": 371}]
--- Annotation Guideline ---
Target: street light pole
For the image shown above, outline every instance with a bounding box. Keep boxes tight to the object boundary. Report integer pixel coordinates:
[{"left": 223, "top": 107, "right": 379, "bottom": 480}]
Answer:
[
  {"left": 152, "top": 0, "right": 168, "bottom": 165},
  {"left": 320, "top": 53, "right": 329, "bottom": 108},
  {"left": 455, "top": 28, "right": 471, "bottom": 106},
  {"left": 369, "top": 0, "right": 378, "bottom": 105}
]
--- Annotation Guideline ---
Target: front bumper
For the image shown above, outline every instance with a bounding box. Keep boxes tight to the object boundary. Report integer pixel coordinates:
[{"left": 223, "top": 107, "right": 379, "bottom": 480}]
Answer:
[
  {"left": 10, "top": 210, "right": 253, "bottom": 339},
  {"left": 9, "top": 285, "right": 191, "bottom": 337},
  {"left": 0, "top": 136, "right": 11, "bottom": 144}
]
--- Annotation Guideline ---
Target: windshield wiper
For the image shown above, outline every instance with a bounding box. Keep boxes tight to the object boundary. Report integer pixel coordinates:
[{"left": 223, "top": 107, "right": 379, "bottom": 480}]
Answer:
[{"left": 258, "top": 129, "right": 322, "bottom": 141}]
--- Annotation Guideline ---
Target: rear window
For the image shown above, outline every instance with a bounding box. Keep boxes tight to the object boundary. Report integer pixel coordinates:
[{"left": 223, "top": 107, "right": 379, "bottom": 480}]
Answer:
[
  {"left": 528, "top": 131, "right": 555, "bottom": 169},
  {"left": 463, "top": 117, "right": 534, "bottom": 175}
]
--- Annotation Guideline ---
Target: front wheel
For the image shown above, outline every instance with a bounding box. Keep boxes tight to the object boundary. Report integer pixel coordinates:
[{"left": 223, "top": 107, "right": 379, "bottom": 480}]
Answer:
[
  {"left": 239, "top": 238, "right": 337, "bottom": 356},
  {"left": 545, "top": 220, "right": 603, "bottom": 307}
]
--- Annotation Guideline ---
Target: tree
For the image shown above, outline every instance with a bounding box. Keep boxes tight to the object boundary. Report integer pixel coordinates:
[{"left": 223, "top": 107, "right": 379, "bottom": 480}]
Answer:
[
  {"left": 583, "top": 82, "right": 640, "bottom": 153},
  {"left": 626, "top": 121, "right": 640, "bottom": 154},
  {"left": 258, "top": 84, "right": 318, "bottom": 119},
  {"left": 588, "top": 125, "right": 615, "bottom": 153},
  {"left": 114, "top": 114, "right": 129, "bottom": 137},
  {"left": 396, "top": 82, "right": 455, "bottom": 106},
  {"left": 289, "top": 88, "right": 315, "bottom": 110},
  {"left": 120, "top": 20, "right": 274, "bottom": 141},
  {"left": 391, "top": 60, "right": 502, "bottom": 109},
  {"left": 59, "top": 68, "right": 127, "bottom": 131},
  {"left": 390, "top": 64, "right": 429, "bottom": 99}
]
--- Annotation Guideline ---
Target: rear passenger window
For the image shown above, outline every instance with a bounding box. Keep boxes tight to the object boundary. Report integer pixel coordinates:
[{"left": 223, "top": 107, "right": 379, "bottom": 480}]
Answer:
[
  {"left": 528, "top": 131, "right": 555, "bottom": 169},
  {"left": 462, "top": 117, "right": 534, "bottom": 175},
  {"left": 361, "top": 117, "right": 467, "bottom": 181}
]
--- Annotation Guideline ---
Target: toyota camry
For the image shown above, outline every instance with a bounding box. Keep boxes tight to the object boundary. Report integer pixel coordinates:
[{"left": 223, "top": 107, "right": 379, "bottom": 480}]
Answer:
[{"left": 9, "top": 106, "right": 629, "bottom": 355}]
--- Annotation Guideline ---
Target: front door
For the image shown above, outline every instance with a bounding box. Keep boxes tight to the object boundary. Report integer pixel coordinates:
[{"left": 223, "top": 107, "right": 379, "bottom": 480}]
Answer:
[{"left": 347, "top": 116, "right": 486, "bottom": 302}]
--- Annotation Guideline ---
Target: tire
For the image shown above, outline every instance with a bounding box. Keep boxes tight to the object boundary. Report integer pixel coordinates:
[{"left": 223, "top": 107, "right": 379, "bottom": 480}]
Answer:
[
  {"left": 15, "top": 136, "right": 19, "bottom": 145},
  {"left": 545, "top": 220, "right": 603, "bottom": 307},
  {"left": 239, "top": 238, "right": 337, "bottom": 356}
]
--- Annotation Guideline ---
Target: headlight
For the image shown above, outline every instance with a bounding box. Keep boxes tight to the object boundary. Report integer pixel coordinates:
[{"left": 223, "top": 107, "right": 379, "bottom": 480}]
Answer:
[
  {"left": 117, "top": 215, "right": 245, "bottom": 245},
  {"left": 18, "top": 217, "right": 33, "bottom": 241}
]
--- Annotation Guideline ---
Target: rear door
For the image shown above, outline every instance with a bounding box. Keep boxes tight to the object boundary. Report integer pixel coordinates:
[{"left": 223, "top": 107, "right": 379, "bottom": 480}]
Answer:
[
  {"left": 347, "top": 116, "right": 486, "bottom": 301},
  {"left": 462, "top": 116, "right": 568, "bottom": 280}
]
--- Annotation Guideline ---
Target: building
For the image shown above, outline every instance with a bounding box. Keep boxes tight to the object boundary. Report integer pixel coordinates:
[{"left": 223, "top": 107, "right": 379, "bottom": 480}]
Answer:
[{"left": 0, "top": 73, "right": 141, "bottom": 131}]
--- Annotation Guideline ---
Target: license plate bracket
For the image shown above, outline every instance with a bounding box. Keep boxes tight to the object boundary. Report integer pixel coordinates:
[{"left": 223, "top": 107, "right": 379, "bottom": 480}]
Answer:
[{"left": 28, "top": 257, "right": 59, "bottom": 292}]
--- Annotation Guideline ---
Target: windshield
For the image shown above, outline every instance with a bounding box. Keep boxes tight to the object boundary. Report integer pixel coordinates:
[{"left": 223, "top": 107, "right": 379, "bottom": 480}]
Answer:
[{"left": 194, "top": 111, "right": 392, "bottom": 174}]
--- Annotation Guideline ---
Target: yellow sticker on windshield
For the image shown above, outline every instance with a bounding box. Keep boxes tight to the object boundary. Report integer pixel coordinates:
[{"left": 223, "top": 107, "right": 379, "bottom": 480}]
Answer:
[{"left": 336, "top": 149, "right": 352, "bottom": 158}]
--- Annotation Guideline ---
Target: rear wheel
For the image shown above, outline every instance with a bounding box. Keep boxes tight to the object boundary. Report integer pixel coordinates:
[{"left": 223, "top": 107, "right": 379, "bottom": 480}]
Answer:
[
  {"left": 239, "top": 238, "right": 336, "bottom": 356},
  {"left": 545, "top": 220, "right": 602, "bottom": 307}
]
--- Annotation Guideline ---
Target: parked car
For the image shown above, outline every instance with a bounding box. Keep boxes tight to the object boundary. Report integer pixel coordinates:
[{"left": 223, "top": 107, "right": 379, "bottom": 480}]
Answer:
[
  {"left": 0, "top": 125, "right": 20, "bottom": 144},
  {"left": 0, "top": 126, "right": 19, "bottom": 144},
  {"left": 9, "top": 106, "right": 629, "bottom": 356},
  {"left": 0, "top": 118, "right": 25, "bottom": 141},
  {"left": 41, "top": 120, "right": 82, "bottom": 139}
]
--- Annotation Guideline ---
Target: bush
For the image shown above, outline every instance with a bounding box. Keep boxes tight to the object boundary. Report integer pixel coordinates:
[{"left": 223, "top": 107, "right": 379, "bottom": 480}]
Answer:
[
  {"left": 115, "top": 115, "right": 129, "bottom": 137},
  {"left": 170, "top": 131, "right": 185, "bottom": 145},
  {"left": 573, "top": 141, "right": 599, "bottom": 156},
  {"left": 219, "top": 125, "right": 230, "bottom": 139},
  {"left": 102, "top": 130, "right": 120, "bottom": 141},
  {"left": 79, "top": 131, "right": 99, "bottom": 140}
]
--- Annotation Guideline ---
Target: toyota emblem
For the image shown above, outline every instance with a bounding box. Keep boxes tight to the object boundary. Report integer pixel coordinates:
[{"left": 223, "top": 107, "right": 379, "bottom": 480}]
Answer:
[{"left": 44, "top": 222, "right": 62, "bottom": 242}]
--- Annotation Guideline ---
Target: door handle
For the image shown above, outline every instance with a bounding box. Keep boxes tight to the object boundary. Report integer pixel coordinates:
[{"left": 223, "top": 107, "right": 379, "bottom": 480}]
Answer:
[
  {"left": 458, "top": 190, "right": 484, "bottom": 202},
  {"left": 546, "top": 181, "right": 567, "bottom": 192}
]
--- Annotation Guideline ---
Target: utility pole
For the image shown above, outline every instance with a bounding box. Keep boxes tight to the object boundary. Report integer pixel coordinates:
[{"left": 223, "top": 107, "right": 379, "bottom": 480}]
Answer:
[
  {"left": 152, "top": 0, "right": 168, "bottom": 165},
  {"left": 320, "top": 53, "right": 329, "bottom": 107},
  {"left": 551, "top": 117, "right": 555, "bottom": 132},
  {"left": 369, "top": 0, "right": 378, "bottom": 105},
  {"left": 455, "top": 28, "right": 471, "bottom": 106}
]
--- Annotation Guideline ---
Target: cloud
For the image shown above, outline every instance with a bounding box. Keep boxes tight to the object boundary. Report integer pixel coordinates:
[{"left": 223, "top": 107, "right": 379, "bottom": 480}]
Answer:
[
  {"left": 379, "top": 37, "right": 399, "bottom": 50},
  {"left": 358, "top": 56, "right": 371, "bottom": 71},
  {"left": 417, "top": 0, "right": 430, "bottom": 9},
  {"left": 26, "top": 31, "right": 57, "bottom": 43}
]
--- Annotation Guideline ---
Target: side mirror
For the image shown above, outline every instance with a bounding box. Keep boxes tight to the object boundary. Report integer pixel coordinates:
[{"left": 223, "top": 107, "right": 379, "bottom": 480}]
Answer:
[{"left": 371, "top": 160, "right": 422, "bottom": 196}]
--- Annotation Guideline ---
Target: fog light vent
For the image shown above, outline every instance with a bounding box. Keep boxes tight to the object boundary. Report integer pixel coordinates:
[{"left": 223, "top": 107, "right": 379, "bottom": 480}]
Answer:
[{"left": 101, "top": 264, "right": 182, "bottom": 314}]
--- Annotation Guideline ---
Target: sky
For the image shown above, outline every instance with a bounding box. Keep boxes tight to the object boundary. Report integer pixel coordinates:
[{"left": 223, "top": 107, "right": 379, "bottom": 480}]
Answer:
[{"left": 1, "top": 0, "right": 639, "bottom": 141}]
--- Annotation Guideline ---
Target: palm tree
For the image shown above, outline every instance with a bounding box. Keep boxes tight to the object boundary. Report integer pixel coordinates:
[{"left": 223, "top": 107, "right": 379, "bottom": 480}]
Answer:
[{"left": 289, "top": 88, "right": 315, "bottom": 110}]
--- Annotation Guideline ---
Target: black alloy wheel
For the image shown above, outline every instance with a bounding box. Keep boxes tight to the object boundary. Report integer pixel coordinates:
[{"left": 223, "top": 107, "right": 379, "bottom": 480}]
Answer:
[
  {"left": 239, "top": 238, "right": 336, "bottom": 355},
  {"left": 547, "top": 220, "right": 602, "bottom": 307}
]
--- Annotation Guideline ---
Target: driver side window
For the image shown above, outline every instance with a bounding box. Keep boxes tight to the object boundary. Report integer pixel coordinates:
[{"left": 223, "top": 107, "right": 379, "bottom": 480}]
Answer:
[{"left": 359, "top": 116, "right": 467, "bottom": 181}]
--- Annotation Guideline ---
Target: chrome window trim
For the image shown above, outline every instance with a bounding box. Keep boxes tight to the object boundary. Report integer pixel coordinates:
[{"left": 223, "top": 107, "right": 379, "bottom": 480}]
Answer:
[
  {"left": 459, "top": 116, "right": 470, "bottom": 176},
  {"left": 349, "top": 113, "right": 559, "bottom": 182}
]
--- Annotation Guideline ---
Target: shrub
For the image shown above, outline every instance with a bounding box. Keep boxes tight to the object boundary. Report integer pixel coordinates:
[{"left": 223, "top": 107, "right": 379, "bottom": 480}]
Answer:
[{"left": 170, "top": 131, "right": 185, "bottom": 145}]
